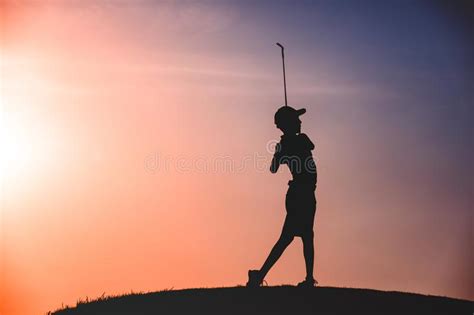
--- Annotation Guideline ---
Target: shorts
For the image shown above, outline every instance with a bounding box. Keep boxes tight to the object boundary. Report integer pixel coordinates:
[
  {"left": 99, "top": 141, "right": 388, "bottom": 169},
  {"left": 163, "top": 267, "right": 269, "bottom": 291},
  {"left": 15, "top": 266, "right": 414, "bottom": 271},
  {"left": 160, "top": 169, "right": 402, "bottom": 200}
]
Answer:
[{"left": 281, "top": 181, "right": 316, "bottom": 238}]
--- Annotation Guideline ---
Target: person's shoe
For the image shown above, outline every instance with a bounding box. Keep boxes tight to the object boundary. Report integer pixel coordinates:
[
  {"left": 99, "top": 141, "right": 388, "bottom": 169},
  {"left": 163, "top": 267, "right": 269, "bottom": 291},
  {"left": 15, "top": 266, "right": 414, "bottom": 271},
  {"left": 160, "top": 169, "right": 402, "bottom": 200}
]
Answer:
[
  {"left": 297, "top": 277, "right": 317, "bottom": 288},
  {"left": 246, "top": 270, "right": 263, "bottom": 288}
]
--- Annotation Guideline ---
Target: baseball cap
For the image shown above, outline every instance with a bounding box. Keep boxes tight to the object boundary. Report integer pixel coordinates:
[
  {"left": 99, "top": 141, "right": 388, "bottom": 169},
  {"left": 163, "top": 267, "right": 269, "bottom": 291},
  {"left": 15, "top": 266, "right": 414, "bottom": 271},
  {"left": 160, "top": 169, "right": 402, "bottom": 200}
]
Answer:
[{"left": 274, "top": 106, "right": 306, "bottom": 126}]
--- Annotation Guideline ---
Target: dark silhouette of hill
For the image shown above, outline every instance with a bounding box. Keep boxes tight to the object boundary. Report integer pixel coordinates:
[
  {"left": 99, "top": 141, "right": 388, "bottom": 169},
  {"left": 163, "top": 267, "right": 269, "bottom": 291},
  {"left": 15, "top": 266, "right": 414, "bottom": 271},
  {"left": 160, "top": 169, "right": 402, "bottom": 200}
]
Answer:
[{"left": 51, "top": 286, "right": 471, "bottom": 315}]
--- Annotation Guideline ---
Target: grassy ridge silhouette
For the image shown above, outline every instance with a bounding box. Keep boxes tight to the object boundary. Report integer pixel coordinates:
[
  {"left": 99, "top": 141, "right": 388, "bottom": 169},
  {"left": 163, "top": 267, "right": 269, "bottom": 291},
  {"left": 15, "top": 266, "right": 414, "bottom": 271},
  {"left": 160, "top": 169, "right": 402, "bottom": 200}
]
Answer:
[{"left": 51, "top": 286, "right": 471, "bottom": 314}]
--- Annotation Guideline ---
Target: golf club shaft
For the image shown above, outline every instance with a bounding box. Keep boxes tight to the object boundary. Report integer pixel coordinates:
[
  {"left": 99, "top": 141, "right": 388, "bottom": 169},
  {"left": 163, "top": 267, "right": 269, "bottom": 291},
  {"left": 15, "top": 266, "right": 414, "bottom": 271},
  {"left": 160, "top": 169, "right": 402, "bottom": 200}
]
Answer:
[{"left": 276, "top": 43, "right": 287, "bottom": 106}]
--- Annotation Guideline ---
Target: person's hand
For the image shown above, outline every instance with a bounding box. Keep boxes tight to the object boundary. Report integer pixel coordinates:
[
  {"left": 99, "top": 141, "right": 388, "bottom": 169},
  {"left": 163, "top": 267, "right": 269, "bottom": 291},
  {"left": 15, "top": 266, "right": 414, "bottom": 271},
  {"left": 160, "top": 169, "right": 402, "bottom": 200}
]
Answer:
[
  {"left": 270, "top": 142, "right": 283, "bottom": 173},
  {"left": 275, "top": 142, "right": 282, "bottom": 154},
  {"left": 273, "top": 142, "right": 284, "bottom": 160}
]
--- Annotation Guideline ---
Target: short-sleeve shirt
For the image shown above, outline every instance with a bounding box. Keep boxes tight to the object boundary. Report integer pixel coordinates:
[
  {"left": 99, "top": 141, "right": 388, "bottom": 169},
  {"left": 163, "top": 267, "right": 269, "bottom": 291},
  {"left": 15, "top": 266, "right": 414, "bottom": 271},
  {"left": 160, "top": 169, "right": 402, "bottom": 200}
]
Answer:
[{"left": 275, "top": 133, "right": 317, "bottom": 186}]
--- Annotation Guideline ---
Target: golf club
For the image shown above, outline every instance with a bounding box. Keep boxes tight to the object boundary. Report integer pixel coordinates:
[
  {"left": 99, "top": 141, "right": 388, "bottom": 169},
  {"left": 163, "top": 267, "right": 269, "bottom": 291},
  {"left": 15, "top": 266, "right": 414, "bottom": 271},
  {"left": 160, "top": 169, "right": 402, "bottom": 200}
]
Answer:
[{"left": 276, "top": 42, "right": 287, "bottom": 107}]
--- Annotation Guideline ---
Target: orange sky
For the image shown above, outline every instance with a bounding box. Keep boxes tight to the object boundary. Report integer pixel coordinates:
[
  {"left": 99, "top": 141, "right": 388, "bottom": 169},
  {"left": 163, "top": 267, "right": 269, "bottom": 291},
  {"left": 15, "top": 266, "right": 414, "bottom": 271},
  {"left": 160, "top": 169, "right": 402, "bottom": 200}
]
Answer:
[{"left": 1, "top": 2, "right": 472, "bottom": 314}]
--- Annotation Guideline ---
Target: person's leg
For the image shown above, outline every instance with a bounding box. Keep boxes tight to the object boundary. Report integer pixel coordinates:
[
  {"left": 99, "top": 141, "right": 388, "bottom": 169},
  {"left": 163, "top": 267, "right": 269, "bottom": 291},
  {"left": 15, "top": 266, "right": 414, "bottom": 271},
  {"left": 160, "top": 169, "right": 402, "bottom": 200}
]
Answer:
[
  {"left": 302, "top": 231, "right": 314, "bottom": 280},
  {"left": 259, "top": 234, "right": 294, "bottom": 278}
]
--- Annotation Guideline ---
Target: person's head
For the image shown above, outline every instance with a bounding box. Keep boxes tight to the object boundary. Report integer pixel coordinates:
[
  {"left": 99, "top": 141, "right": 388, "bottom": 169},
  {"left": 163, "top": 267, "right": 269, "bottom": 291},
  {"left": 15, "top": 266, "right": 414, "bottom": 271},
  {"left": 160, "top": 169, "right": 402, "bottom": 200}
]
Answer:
[{"left": 274, "top": 106, "right": 306, "bottom": 135}]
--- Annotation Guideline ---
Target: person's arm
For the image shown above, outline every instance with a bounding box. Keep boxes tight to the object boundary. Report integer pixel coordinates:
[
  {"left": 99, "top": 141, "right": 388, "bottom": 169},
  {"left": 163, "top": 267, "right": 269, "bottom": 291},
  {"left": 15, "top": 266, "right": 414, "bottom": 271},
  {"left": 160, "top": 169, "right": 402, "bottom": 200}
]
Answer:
[
  {"left": 270, "top": 142, "right": 282, "bottom": 173},
  {"left": 300, "top": 133, "right": 315, "bottom": 150}
]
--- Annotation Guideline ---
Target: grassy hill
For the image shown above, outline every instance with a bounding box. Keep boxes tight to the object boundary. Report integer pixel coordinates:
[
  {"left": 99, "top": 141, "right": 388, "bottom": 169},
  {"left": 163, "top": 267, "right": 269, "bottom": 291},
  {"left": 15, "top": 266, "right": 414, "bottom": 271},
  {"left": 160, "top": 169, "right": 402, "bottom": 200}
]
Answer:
[{"left": 51, "top": 286, "right": 472, "bottom": 315}]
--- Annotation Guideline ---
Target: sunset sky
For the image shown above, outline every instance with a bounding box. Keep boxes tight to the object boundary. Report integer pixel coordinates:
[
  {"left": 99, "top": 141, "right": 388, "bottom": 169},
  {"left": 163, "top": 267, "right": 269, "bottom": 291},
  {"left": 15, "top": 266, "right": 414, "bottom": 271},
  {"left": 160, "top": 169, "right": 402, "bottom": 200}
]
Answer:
[{"left": 1, "top": 1, "right": 473, "bottom": 314}]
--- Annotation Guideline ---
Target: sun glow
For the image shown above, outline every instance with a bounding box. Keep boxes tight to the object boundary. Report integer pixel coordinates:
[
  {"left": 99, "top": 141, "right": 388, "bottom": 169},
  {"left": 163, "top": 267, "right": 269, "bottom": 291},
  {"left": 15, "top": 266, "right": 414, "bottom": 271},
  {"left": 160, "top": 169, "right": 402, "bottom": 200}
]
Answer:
[
  {"left": 0, "top": 115, "right": 36, "bottom": 178},
  {"left": 1, "top": 57, "right": 61, "bottom": 188}
]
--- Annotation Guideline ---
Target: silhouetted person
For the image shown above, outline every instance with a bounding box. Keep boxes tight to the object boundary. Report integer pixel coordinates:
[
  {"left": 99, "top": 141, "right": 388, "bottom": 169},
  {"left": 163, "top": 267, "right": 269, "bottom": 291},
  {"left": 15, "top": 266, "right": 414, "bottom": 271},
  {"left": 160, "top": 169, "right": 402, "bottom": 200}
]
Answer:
[{"left": 247, "top": 106, "right": 317, "bottom": 288}]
